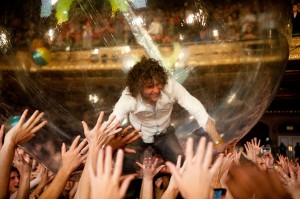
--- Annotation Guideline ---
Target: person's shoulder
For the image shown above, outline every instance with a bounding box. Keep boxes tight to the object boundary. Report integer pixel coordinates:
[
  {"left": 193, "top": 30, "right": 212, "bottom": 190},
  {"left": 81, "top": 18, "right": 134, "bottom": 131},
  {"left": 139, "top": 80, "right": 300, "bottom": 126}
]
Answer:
[
  {"left": 166, "top": 76, "right": 180, "bottom": 86},
  {"left": 162, "top": 77, "right": 178, "bottom": 92},
  {"left": 121, "top": 87, "right": 138, "bottom": 101}
]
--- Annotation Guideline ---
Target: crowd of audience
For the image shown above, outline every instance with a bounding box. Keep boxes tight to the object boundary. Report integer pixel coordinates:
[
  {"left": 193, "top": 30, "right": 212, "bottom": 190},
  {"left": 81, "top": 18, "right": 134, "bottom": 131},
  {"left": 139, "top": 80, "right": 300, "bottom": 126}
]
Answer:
[
  {"left": 2, "top": 0, "right": 294, "bottom": 52},
  {"left": 1, "top": 108, "right": 300, "bottom": 199},
  {"left": 1, "top": 1, "right": 299, "bottom": 199}
]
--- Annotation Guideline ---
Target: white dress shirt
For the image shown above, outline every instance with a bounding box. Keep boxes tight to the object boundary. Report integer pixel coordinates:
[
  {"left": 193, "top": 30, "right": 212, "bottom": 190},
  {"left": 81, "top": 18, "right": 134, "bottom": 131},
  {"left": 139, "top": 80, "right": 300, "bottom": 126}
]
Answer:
[{"left": 111, "top": 77, "right": 209, "bottom": 143}]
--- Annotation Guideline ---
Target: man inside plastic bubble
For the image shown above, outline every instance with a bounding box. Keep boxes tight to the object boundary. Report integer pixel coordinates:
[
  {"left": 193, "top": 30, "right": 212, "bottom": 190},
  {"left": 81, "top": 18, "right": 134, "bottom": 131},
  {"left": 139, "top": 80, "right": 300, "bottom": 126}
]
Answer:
[{"left": 111, "top": 56, "right": 226, "bottom": 174}]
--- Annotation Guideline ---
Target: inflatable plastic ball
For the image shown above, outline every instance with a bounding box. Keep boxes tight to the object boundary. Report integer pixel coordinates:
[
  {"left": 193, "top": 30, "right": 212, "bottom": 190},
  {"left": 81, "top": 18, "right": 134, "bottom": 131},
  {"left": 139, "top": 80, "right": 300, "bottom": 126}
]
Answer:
[
  {"left": 9, "top": 115, "right": 20, "bottom": 128},
  {"left": 32, "top": 47, "right": 52, "bottom": 66}
]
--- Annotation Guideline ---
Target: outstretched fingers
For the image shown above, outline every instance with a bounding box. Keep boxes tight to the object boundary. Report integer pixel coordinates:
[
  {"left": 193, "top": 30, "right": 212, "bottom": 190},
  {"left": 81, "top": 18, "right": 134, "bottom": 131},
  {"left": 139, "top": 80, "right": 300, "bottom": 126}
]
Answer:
[
  {"left": 119, "top": 174, "right": 135, "bottom": 198},
  {"left": 166, "top": 161, "right": 184, "bottom": 189},
  {"left": 17, "top": 109, "right": 29, "bottom": 126},
  {"left": 195, "top": 137, "right": 207, "bottom": 166},
  {"left": 27, "top": 111, "right": 44, "bottom": 131},
  {"left": 113, "top": 149, "right": 124, "bottom": 180},
  {"left": 94, "top": 111, "right": 105, "bottom": 129},
  {"left": 31, "top": 120, "right": 47, "bottom": 134},
  {"left": 185, "top": 138, "right": 194, "bottom": 165},
  {"left": 202, "top": 142, "right": 213, "bottom": 168},
  {"left": 70, "top": 136, "right": 81, "bottom": 150}
]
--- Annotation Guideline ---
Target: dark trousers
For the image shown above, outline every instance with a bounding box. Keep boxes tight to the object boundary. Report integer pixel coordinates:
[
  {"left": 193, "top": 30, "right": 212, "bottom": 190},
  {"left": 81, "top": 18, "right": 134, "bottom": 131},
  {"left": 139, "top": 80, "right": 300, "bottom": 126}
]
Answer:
[{"left": 123, "top": 126, "right": 184, "bottom": 175}]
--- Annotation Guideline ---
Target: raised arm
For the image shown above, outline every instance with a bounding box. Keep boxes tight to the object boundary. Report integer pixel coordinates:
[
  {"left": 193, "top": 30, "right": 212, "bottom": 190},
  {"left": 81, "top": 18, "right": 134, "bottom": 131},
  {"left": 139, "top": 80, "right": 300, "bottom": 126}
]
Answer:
[
  {"left": 39, "top": 136, "right": 87, "bottom": 199},
  {"left": 166, "top": 137, "right": 223, "bottom": 199},
  {"left": 74, "top": 112, "right": 121, "bottom": 199},
  {"left": 13, "top": 152, "right": 32, "bottom": 199},
  {"left": 107, "top": 125, "right": 142, "bottom": 154},
  {"left": 89, "top": 146, "right": 135, "bottom": 199},
  {"left": 0, "top": 109, "right": 46, "bottom": 198},
  {"left": 169, "top": 78, "right": 223, "bottom": 145},
  {"left": 136, "top": 157, "right": 165, "bottom": 199},
  {"left": 161, "top": 155, "right": 182, "bottom": 199},
  {"left": 30, "top": 165, "right": 54, "bottom": 199}
]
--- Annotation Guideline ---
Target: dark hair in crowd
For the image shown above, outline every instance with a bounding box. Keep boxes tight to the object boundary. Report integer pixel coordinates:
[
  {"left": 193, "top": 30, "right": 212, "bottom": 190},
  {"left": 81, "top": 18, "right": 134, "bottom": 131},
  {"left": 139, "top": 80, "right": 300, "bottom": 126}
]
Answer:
[
  {"left": 126, "top": 57, "right": 168, "bottom": 97},
  {"left": 10, "top": 166, "right": 19, "bottom": 174}
]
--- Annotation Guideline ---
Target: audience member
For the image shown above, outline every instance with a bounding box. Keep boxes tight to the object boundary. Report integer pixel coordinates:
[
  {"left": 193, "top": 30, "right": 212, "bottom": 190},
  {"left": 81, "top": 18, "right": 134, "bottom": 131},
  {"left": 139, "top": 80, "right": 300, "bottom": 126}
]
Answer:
[
  {"left": 239, "top": 5, "right": 257, "bottom": 34},
  {"left": 82, "top": 20, "right": 93, "bottom": 49},
  {"left": 136, "top": 157, "right": 165, "bottom": 199},
  {"left": 226, "top": 164, "right": 293, "bottom": 199},
  {"left": 241, "top": 24, "right": 256, "bottom": 40},
  {"left": 292, "top": 4, "right": 300, "bottom": 35},
  {"left": 1, "top": 107, "right": 300, "bottom": 199},
  {"left": 166, "top": 137, "right": 223, "bottom": 199},
  {"left": 0, "top": 109, "right": 47, "bottom": 199},
  {"left": 279, "top": 142, "right": 287, "bottom": 157},
  {"left": 88, "top": 146, "right": 135, "bottom": 199},
  {"left": 39, "top": 136, "right": 87, "bottom": 199},
  {"left": 294, "top": 142, "right": 300, "bottom": 163},
  {"left": 148, "top": 17, "right": 163, "bottom": 43},
  {"left": 8, "top": 167, "right": 20, "bottom": 196},
  {"left": 75, "top": 111, "right": 140, "bottom": 199}
]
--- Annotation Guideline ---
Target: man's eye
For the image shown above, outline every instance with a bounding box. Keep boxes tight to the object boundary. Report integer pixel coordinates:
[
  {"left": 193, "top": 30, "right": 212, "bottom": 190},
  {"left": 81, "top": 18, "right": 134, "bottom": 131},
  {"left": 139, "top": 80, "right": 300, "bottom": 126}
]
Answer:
[{"left": 145, "top": 85, "right": 153, "bottom": 88}]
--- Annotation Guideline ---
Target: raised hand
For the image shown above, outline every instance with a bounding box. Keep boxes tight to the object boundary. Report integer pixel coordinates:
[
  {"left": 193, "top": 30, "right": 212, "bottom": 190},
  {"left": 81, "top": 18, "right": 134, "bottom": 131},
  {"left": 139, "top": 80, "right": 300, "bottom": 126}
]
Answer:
[
  {"left": 107, "top": 125, "right": 142, "bottom": 154},
  {"left": 89, "top": 146, "right": 135, "bottom": 199},
  {"left": 30, "top": 165, "right": 54, "bottom": 199},
  {"left": 82, "top": 111, "right": 121, "bottom": 147},
  {"left": 39, "top": 136, "right": 88, "bottom": 199},
  {"left": 137, "top": 157, "right": 165, "bottom": 199},
  {"left": 166, "top": 137, "right": 223, "bottom": 199},
  {"left": 136, "top": 157, "right": 165, "bottom": 180},
  {"left": 5, "top": 109, "right": 47, "bottom": 145},
  {"left": 75, "top": 112, "right": 122, "bottom": 199},
  {"left": 61, "top": 136, "right": 87, "bottom": 173},
  {"left": 233, "top": 148, "right": 242, "bottom": 165},
  {"left": 251, "top": 138, "right": 263, "bottom": 156},
  {"left": 277, "top": 154, "right": 290, "bottom": 175},
  {"left": 161, "top": 155, "right": 183, "bottom": 199},
  {"left": 242, "top": 139, "right": 262, "bottom": 163},
  {"left": 12, "top": 150, "right": 32, "bottom": 199},
  {"left": 212, "top": 153, "right": 232, "bottom": 188},
  {"left": 263, "top": 152, "right": 275, "bottom": 170},
  {"left": 13, "top": 151, "right": 32, "bottom": 177},
  {"left": 0, "top": 109, "right": 47, "bottom": 199}
]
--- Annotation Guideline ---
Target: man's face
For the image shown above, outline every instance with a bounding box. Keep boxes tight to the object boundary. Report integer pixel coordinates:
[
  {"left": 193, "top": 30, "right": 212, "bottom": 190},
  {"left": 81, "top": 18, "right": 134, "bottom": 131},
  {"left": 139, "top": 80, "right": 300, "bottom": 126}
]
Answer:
[
  {"left": 141, "top": 78, "right": 163, "bottom": 105},
  {"left": 9, "top": 171, "right": 20, "bottom": 194}
]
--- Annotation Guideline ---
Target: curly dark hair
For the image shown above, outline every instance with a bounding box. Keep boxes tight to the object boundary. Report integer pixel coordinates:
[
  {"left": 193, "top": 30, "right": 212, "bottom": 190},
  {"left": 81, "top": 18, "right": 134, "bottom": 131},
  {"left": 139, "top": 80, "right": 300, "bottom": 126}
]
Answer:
[{"left": 126, "top": 57, "right": 168, "bottom": 97}]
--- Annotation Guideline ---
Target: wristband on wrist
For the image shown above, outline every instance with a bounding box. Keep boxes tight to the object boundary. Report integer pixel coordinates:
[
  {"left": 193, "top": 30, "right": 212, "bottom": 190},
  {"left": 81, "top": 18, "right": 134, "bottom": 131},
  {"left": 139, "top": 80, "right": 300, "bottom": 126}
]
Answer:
[{"left": 214, "top": 139, "right": 224, "bottom": 146}]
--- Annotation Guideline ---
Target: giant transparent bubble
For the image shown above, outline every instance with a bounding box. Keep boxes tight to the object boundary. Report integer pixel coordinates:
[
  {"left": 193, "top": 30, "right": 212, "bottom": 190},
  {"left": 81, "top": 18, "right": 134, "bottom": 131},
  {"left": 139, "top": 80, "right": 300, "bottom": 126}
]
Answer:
[{"left": 0, "top": 0, "right": 290, "bottom": 173}]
